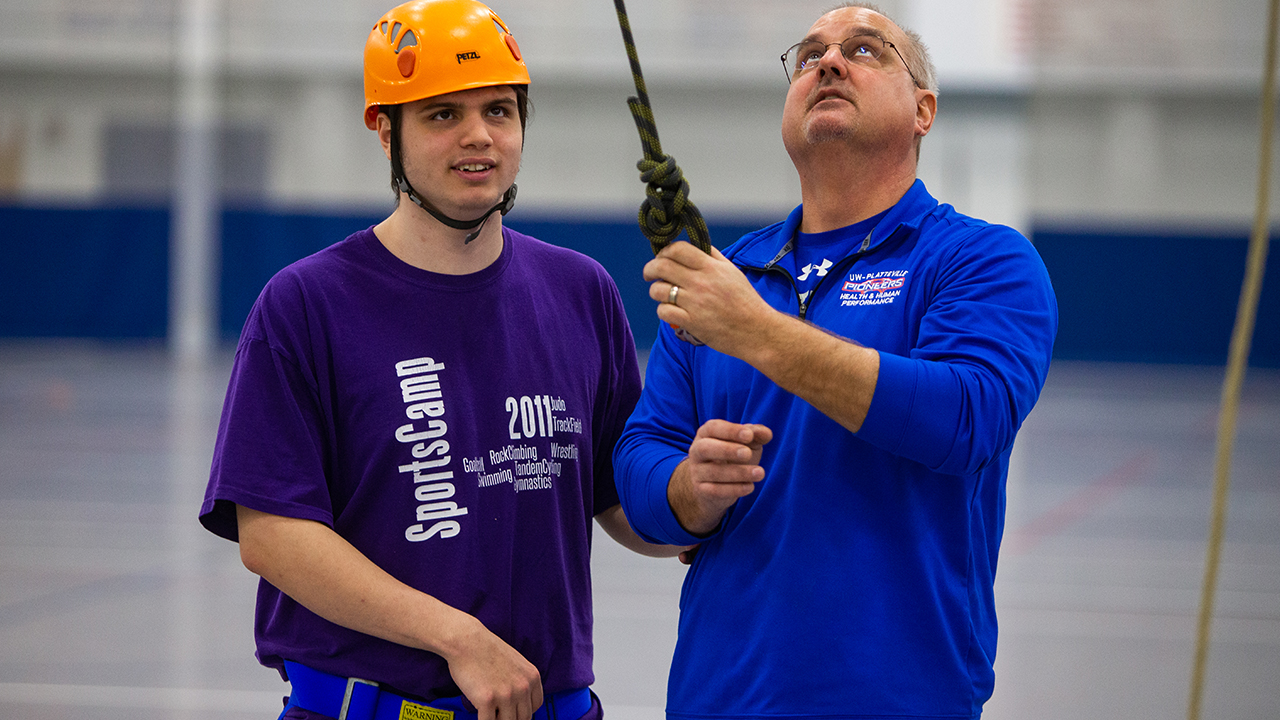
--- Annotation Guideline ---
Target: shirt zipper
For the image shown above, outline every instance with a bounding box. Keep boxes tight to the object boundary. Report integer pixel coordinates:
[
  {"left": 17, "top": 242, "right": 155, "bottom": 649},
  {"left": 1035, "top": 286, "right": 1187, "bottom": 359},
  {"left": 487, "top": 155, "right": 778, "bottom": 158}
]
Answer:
[{"left": 744, "top": 230, "right": 876, "bottom": 321}]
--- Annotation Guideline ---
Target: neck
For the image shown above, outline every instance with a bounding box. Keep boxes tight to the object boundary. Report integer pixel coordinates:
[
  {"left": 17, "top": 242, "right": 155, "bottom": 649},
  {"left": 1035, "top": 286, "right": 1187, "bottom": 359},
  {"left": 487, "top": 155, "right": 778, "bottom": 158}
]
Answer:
[
  {"left": 374, "top": 200, "right": 504, "bottom": 274},
  {"left": 795, "top": 145, "right": 918, "bottom": 234}
]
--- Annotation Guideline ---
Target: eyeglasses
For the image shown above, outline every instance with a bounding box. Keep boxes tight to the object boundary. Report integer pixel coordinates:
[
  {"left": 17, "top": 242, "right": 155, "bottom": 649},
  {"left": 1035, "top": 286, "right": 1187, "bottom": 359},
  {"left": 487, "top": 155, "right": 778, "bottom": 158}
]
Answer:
[{"left": 781, "top": 34, "right": 920, "bottom": 88}]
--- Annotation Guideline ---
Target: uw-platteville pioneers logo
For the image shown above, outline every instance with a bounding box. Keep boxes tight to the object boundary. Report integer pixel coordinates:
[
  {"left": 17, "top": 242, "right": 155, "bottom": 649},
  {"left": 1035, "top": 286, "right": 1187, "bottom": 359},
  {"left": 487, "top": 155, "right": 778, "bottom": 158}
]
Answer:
[
  {"left": 456, "top": 51, "right": 481, "bottom": 63},
  {"left": 840, "top": 270, "right": 908, "bottom": 307}
]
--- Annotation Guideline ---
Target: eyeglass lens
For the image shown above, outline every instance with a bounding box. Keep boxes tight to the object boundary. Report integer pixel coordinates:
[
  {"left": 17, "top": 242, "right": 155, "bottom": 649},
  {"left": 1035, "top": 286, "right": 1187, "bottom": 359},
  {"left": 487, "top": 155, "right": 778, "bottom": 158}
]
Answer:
[{"left": 784, "top": 35, "right": 889, "bottom": 79}]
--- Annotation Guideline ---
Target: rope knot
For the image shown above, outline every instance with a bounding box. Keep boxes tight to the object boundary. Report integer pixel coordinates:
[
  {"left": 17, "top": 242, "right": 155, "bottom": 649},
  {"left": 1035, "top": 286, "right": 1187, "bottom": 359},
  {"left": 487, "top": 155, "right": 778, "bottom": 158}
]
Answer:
[
  {"left": 615, "top": 0, "right": 713, "bottom": 256},
  {"left": 635, "top": 154, "right": 705, "bottom": 254},
  {"left": 638, "top": 154, "right": 680, "bottom": 188},
  {"left": 629, "top": 146, "right": 711, "bottom": 255}
]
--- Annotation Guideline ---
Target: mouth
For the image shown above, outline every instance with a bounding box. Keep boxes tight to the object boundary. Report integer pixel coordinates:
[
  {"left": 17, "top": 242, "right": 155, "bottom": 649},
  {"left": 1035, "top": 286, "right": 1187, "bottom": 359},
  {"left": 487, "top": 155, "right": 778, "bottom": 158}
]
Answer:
[
  {"left": 454, "top": 162, "right": 495, "bottom": 174},
  {"left": 812, "top": 89, "right": 850, "bottom": 107}
]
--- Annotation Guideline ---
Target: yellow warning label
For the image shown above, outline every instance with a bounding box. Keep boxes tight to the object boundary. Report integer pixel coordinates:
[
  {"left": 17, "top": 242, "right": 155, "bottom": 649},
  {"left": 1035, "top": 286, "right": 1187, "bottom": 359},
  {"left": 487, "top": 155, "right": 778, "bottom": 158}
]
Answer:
[{"left": 399, "top": 700, "right": 455, "bottom": 720}]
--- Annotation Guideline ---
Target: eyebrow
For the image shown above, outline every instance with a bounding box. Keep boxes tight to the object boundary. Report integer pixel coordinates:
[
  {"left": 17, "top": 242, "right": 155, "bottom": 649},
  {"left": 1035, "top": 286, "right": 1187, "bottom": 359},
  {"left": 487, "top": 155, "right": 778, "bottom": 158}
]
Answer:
[{"left": 419, "top": 97, "right": 517, "bottom": 114}]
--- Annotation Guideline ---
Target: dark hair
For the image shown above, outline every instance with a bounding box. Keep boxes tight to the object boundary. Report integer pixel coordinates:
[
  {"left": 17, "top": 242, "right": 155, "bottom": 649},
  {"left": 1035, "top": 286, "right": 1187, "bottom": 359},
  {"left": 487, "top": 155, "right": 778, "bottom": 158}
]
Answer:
[
  {"left": 383, "top": 85, "right": 532, "bottom": 197},
  {"left": 513, "top": 84, "right": 531, "bottom": 131}
]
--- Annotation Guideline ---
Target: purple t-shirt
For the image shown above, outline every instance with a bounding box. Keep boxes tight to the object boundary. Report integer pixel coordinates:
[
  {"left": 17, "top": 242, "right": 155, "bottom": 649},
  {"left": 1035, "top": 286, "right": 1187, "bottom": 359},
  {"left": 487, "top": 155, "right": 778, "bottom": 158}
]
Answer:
[{"left": 199, "top": 226, "right": 641, "bottom": 702}]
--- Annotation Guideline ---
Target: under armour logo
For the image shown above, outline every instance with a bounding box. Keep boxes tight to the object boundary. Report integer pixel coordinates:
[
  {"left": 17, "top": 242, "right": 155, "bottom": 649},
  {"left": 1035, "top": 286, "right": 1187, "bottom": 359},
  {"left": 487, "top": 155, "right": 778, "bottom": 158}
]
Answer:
[{"left": 797, "top": 258, "right": 833, "bottom": 282}]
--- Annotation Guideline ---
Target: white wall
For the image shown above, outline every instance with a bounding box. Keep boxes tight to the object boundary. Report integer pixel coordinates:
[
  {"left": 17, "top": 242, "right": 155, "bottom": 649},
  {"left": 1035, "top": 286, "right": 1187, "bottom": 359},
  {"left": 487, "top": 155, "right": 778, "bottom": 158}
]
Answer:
[
  {"left": 1030, "top": 91, "right": 1274, "bottom": 226},
  {"left": 1, "top": 0, "right": 1276, "bottom": 234},
  {"left": 518, "top": 80, "right": 800, "bottom": 219}
]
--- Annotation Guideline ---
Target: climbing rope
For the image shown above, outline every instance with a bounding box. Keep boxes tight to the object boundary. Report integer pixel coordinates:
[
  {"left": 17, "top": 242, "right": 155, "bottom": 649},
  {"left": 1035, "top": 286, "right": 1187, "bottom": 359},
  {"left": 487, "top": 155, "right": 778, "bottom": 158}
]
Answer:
[
  {"left": 612, "top": 0, "right": 713, "bottom": 256},
  {"left": 1187, "top": 0, "right": 1278, "bottom": 716}
]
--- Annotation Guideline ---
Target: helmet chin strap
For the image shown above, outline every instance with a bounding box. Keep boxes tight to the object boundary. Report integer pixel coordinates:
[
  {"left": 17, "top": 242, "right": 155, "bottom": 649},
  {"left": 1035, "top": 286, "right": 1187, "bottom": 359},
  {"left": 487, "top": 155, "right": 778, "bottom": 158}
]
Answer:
[{"left": 397, "top": 177, "right": 517, "bottom": 244}]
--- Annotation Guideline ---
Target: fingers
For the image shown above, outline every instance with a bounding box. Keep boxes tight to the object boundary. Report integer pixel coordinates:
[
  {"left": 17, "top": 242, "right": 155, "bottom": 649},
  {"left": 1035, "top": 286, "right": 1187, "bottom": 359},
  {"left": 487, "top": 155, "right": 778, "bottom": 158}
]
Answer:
[
  {"left": 648, "top": 280, "right": 679, "bottom": 306},
  {"left": 472, "top": 677, "right": 541, "bottom": 720},
  {"left": 514, "top": 687, "right": 534, "bottom": 720},
  {"left": 689, "top": 435, "right": 756, "bottom": 464},
  {"left": 670, "top": 421, "right": 773, "bottom": 535},
  {"left": 642, "top": 240, "right": 715, "bottom": 283},
  {"left": 696, "top": 419, "right": 772, "bottom": 449},
  {"left": 689, "top": 422, "right": 769, "bottom": 478},
  {"left": 745, "top": 423, "right": 773, "bottom": 448},
  {"left": 678, "top": 544, "right": 700, "bottom": 565},
  {"left": 658, "top": 239, "right": 714, "bottom": 267},
  {"left": 686, "top": 421, "right": 771, "bottom": 499},
  {"left": 688, "top": 469, "right": 759, "bottom": 506}
]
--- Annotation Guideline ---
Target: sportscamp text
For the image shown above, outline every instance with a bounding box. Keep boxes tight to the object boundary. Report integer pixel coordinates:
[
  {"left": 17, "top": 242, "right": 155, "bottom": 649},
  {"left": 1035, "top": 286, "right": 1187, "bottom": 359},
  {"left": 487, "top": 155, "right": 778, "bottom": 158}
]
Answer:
[{"left": 391, "top": 357, "right": 585, "bottom": 543}]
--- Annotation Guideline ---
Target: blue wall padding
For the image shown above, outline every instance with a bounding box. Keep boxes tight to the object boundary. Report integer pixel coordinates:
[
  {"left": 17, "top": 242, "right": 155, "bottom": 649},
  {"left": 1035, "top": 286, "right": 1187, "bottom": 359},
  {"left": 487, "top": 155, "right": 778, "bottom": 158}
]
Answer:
[
  {"left": 3, "top": 203, "right": 1277, "bottom": 368},
  {"left": 1034, "top": 230, "right": 1278, "bottom": 366},
  {"left": 0, "top": 203, "right": 169, "bottom": 338}
]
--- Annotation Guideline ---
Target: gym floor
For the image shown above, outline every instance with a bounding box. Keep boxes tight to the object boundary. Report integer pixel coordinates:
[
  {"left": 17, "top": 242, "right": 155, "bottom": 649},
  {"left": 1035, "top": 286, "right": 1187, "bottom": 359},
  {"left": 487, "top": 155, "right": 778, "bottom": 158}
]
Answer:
[{"left": 0, "top": 343, "right": 1276, "bottom": 719}]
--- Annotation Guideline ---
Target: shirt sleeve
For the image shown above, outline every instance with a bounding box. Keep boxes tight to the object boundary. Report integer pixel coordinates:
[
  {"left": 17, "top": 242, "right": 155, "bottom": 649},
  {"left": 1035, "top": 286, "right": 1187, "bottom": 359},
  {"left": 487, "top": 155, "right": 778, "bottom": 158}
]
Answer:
[
  {"left": 199, "top": 280, "right": 336, "bottom": 542},
  {"left": 612, "top": 322, "right": 707, "bottom": 546},
  {"left": 856, "top": 224, "right": 1059, "bottom": 475},
  {"left": 590, "top": 270, "right": 643, "bottom": 517}
]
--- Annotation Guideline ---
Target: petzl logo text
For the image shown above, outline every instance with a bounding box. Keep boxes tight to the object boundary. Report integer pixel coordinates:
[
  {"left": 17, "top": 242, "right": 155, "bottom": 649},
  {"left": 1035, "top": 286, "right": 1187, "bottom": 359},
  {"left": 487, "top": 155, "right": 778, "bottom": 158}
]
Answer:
[{"left": 456, "top": 51, "right": 481, "bottom": 63}]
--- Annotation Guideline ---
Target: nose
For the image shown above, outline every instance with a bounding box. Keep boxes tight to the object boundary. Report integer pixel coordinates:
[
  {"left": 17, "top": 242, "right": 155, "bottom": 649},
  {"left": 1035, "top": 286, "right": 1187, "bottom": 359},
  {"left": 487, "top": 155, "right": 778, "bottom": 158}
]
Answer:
[
  {"left": 816, "top": 43, "right": 845, "bottom": 79},
  {"left": 459, "top": 114, "right": 493, "bottom": 149}
]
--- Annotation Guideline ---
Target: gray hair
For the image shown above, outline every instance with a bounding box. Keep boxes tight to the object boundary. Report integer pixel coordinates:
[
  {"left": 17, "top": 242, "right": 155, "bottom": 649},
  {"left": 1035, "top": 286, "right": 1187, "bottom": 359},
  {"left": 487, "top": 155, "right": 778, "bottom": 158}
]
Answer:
[{"left": 823, "top": 2, "right": 938, "bottom": 94}]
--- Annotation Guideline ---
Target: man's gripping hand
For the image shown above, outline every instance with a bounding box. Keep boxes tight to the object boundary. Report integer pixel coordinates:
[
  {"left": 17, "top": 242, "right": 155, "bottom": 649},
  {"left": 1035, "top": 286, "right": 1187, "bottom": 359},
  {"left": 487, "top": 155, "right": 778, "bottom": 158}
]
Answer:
[
  {"left": 644, "top": 242, "right": 775, "bottom": 358},
  {"left": 668, "top": 420, "right": 773, "bottom": 536}
]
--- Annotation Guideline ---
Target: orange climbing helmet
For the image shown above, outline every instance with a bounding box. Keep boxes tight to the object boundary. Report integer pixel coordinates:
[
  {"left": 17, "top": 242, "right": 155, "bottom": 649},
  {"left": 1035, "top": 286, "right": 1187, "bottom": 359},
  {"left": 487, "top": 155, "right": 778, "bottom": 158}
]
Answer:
[{"left": 363, "top": 0, "right": 530, "bottom": 130}]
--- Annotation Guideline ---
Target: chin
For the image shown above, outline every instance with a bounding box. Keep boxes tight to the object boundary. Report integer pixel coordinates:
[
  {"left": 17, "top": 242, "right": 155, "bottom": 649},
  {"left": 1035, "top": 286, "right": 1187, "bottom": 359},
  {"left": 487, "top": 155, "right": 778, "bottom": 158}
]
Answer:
[
  {"left": 804, "top": 121, "right": 855, "bottom": 144},
  {"left": 446, "top": 192, "right": 506, "bottom": 218}
]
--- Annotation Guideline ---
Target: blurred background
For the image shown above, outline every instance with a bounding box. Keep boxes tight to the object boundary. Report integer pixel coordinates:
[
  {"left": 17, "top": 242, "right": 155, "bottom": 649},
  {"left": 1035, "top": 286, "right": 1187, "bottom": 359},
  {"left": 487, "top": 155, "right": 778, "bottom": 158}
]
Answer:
[{"left": 0, "top": 0, "right": 1277, "bottom": 718}]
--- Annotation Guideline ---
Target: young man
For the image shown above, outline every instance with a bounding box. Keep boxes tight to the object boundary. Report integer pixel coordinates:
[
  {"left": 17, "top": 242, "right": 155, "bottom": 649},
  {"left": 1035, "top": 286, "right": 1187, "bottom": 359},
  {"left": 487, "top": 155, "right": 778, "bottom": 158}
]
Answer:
[
  {"left": 199, "top": 2, "right": 674, "bottom": 719},
  {"left": 614, "top": 4, "right": 1058, "bottom": 719}
]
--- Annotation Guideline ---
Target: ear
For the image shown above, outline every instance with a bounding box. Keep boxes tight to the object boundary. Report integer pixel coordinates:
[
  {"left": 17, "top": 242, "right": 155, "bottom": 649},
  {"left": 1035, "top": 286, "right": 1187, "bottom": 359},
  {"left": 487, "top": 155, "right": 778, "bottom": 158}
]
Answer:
[
  {"left": 376, "top": 112, "right": 394, "bottom": 161},
  {"left": 914, "top": 88, "right": 937, "bottom": 139}
]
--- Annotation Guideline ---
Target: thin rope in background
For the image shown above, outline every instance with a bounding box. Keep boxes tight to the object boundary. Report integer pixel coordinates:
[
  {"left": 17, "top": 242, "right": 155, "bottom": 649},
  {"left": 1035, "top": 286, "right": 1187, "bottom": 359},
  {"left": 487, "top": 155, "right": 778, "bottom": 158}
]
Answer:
[
  {"left": 611, "top": 0, "right": 713, "bottom": 256},
  {"left": 1187, "top": 0, "right": 1278, "bottom": 715}
]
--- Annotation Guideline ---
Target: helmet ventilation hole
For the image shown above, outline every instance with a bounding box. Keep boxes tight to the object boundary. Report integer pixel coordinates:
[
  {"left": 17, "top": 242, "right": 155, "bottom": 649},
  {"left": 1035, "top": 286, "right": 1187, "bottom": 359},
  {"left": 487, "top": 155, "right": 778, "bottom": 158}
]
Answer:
[{"left": 396, "top": 29, "right": 418, "bottom": 53}]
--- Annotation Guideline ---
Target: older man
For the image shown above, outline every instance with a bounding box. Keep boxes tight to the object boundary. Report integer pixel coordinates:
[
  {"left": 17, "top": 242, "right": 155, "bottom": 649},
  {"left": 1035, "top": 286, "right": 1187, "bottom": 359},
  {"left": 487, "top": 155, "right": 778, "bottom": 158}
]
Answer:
[{"left": 614, "top": 3, "right": 1058, "bottom": 718}]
